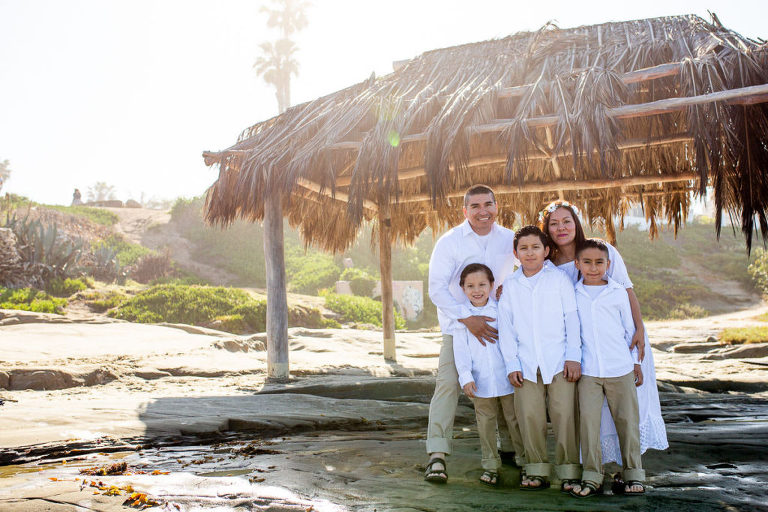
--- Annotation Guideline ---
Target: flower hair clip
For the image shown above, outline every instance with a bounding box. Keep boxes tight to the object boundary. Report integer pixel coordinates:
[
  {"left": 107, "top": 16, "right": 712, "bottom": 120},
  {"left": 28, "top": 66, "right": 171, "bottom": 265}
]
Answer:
[{"left": 537, "top": 201, "right": 580, "bottom": 222}]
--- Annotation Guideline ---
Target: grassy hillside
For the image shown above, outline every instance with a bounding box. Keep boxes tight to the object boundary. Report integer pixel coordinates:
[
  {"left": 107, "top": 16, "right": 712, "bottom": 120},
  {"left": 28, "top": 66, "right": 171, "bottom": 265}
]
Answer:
[{"left": 167, "top": 197, "right": 758, "bottom": 323}]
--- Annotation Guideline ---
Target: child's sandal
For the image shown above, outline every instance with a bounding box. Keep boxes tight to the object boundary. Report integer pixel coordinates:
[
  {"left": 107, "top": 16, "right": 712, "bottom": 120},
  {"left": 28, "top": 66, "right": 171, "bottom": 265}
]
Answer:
[
  {"left": 479, "top": 470, "right": 499, "bottom": 487},
  {"left": 520, "top": 475, "right": 549, "bottom": 491},
  {"left": 570, "top": 480, "right": 603, "bottom": 498},
  {"left": 424, "top": 457, "right": 447, "bottom": 484},
  {"left": 624, "top": 481, "right": 646, "bottom": 496},
  {"left": 560, "top": 479, "right": 580, "bottom": 494}
]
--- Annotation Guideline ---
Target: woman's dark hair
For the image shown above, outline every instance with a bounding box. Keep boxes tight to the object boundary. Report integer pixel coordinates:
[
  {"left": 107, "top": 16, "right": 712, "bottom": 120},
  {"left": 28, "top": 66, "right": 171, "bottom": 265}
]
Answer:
[
  {"left": 513, "top": 225, "right": 549, "bottom": 251},
  {"left": 576, "top": 238, "right": 610, "bottom": 258},
  {"left": 459, "top": 263, "right": 495, "bottom": 287},
  {"left": 537, "top": 201, "right": 587, "bottom": 261}
]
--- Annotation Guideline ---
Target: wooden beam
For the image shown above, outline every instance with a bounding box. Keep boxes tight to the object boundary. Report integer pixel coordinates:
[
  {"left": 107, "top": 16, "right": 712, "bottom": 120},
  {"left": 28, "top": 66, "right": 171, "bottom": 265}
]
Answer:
[
  {"left": 263, "top": 193, "right": 289, "bottom": 380},
  {"left": 328, "top": 83, "right": 768, "bottom": 151},
  {"left": 295, "top": 178, "right": 378, "bottom": 212},
  {"left": 334, "top": 133, "right": 692, "bottom": 187},
  {"left": 378, "top": 202, "right": 396, "bottom": 363},
  {"left": 396, "top": 172, "right": 698, "bottom": 203}
]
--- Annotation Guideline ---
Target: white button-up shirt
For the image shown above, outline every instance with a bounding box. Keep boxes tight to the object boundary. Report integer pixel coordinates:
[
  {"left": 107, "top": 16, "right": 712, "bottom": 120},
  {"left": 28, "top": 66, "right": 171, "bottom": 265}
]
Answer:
[
  {"left": 498, "top": 261, "right": 581, "bottom": 385},
  {"left": 575, "top": 277, "right": 639, "bottom": 378},
  {"left": 452, "top": 298, "right": 515, "bottom": 398},
  {"left": 428, "top": 220, "right": 517, "bottom": 333}
]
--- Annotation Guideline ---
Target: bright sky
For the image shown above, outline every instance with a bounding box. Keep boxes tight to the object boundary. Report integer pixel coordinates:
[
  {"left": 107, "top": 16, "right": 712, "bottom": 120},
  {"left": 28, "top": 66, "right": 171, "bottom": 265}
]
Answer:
[{"left": 1, "top": 0, "right": 765, "bottom": 205}]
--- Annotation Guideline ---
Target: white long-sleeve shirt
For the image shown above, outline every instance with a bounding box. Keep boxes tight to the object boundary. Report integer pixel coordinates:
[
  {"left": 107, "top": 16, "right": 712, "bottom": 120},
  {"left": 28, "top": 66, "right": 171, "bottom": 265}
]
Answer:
[
  {"left": 428, "top": 220, "right": 517, "bottom": 333},
  {"left": 452, "top": 299, "right": 515, "bottom": 398},
  {"left": 575, "top": 277, "right": 639, "bottom": 378},
  {"left": 498, "top": 261, "right": 581, "bottom": 385}
]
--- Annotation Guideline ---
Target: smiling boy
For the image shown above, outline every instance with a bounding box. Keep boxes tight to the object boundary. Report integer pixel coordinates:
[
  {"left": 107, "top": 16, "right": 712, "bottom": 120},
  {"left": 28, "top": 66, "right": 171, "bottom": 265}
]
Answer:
[
  {"left": 571, "top": 238, "right": 645, "bottom": 497},
  {"left": 498, "top": 225, "right": 582, "bottom": 490}
]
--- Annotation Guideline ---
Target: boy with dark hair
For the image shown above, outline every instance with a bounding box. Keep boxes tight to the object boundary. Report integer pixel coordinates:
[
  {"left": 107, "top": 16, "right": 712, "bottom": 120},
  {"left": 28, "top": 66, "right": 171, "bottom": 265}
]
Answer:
[
  {"left": 570, "top": 238, "right": 645, "bottom": 497},
  {"left": 498, "top": 225, "right": 582, "bottom": 490}
]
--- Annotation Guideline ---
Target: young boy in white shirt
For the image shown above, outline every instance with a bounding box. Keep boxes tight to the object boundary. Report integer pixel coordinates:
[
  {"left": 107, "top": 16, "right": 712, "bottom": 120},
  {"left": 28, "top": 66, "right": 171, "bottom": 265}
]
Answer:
[
  {"left": 498, "top": 225, "right": 582, "bottom": 491},
  {"left": 571, "top": 238, "right": 645, "bottom": 498},
  {"left": 453, "top": 263, "right": 524, "bottom": 487}
]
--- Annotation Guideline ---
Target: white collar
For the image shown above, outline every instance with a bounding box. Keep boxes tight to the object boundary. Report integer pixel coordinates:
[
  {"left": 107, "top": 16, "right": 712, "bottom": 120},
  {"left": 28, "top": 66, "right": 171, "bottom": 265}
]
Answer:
[
  {"left": 512, "top": 259, "right": 555, "bottom": 282},
  {"left": 575, "top": 276, "right": 624, "bottom": 297},
  {"left": 459, "top": 219, "right": 497, "bottom": 238}
]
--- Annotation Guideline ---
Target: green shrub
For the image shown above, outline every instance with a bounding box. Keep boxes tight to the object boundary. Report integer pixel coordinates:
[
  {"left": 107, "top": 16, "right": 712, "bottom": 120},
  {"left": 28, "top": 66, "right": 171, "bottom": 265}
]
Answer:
[
  {"left": 108, "top": 284, "right": 326, "bottom": 332},
  {"left": 81, "top": 290, "right": 128, "bottom": 312},
  {"left": 286, "top": 249, "right": 342, "bottom": 295},
  {"left": 340, "top": 267, "right": 377, "bottom": 297},
  {"left": 0, "top": 287, "right": 67, "bottom": 314},
  {"left": 46, "top": 277, "right": 88, "bottom": 297},
  {"left": 630, "top": 270, "right": 714, "bottom": 320},
  {"left": 324, "top": 293, "right": 405, "bottom": 329},
  {"left": 97, "top": 234, "right": 152, "bottom": 267},
  {"left": 749, "top": 248, "right": 768, "bottom": 296},
  {"left": 720, "top": 326, "right": 768, "bottom": 345},
  {"left": 667, "top": 303, "right": 708, "bottom": 320},
  {"left": 46, "top": 205, "right": 119, "bottom": 226}
]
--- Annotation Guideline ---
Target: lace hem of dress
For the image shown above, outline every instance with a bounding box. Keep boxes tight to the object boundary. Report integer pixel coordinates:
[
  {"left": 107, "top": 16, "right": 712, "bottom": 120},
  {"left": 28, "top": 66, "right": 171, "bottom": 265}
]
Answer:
[{"left": 601, "top": 415, "right": 669, "bottom": 465}]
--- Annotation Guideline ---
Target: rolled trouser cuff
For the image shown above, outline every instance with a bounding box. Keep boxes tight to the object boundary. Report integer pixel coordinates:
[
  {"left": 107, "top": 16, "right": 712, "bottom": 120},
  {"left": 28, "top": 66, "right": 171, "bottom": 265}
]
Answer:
[
  {"left": 524, "top": 462, "right": 552, "bottom": 479},
  {"left": 426, "top": 438, "right": 452, "bottom": 455},
  {"left": 481, "top": 456, "right": 502, "bottom": 471},
  {"left": 623, "top": 468, "right": 646, "bottom": 482},
  {"left": 555, "top": 463, "right": 582, "bottom": 481},
  {"left": 580, "top": 469, "right": 603, "bottom": 487}
]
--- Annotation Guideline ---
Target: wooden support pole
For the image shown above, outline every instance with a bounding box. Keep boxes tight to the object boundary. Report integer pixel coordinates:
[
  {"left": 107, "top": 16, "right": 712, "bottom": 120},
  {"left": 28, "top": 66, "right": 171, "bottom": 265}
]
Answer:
[
  {"left": 263, "top": 193, "right": 289, "bottom": 380},
  {"left": 378, "top": 201, "right": 396, "bottom": 363}
]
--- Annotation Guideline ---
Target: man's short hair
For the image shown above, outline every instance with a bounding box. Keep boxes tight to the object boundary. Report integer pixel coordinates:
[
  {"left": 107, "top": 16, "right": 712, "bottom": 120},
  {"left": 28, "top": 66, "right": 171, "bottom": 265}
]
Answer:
[
  {"left": 513, "top": 225, "right": 549, "bottom": 251},
  {"left": 464, "top": 184, "right": 496, "bottom": 207}
]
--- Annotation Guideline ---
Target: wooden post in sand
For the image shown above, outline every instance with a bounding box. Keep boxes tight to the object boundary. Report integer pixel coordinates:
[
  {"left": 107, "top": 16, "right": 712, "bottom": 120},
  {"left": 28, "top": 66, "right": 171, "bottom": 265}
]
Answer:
[
  {"left": 378, "top": 201, "right": 396, "bottom": 362},
  {"left": 263, "top": 193, "right": 289, "bottom": 379}
]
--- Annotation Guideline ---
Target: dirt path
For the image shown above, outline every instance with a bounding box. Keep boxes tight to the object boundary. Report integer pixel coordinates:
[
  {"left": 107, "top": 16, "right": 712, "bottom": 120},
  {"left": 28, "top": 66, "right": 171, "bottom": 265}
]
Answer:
[{"left": 104, "top": 207, "right": 238, "bottom": 285}]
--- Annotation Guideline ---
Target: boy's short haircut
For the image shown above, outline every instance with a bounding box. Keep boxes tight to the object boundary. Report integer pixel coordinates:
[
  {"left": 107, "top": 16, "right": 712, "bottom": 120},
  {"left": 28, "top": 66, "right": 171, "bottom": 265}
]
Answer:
[
  {"left": 459, "top": 263, "right": 495, "bottom": 287},
  {"left": 576, "top": 238, "right": 610, "bottom": 258},
  {"left": 463, "top": 184, "right": 496, "bottom": 206},
  {"left": 513, "top": 225, "right": 549, "bottom": 251}
]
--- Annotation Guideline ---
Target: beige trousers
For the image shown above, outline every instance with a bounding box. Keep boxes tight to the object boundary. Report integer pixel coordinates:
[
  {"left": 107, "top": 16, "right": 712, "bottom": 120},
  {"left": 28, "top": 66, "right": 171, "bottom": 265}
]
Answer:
[
  {"left": 514, "top": 370, "right": 581, "bottom": 480},
  {"left": 426, "top": 334, "right": 521, "bottom": 455},
  {"left": 578, "top": 372, "right": 645, "bottom": 485},
  {"left": 473, "top": 394, "right": 525, "bottom": 470}
]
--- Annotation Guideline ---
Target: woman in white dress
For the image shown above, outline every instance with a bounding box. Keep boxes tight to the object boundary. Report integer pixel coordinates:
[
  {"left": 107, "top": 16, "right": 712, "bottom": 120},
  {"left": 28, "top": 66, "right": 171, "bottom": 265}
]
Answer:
[{"left": 538, "top": 200, "right": 668, "bottom": 489}]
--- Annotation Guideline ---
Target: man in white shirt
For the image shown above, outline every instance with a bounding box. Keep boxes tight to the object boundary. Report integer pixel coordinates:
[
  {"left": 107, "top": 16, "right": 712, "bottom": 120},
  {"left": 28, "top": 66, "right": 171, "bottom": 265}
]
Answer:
[{"left": 424, "top": 185, "right": 521, "bottom": 483}]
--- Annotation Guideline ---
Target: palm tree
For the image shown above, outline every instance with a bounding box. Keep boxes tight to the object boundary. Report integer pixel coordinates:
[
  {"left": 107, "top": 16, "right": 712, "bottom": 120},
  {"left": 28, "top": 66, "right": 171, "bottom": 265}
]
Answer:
[
  {"left": 254, "top": 39, "right": 299, "bottom": 114},
  {"left": 260, "top": 0, "right": 310, "bottom": 37},
  {"left": 255, "top": 0, "right": 310, "bottom": 114}
]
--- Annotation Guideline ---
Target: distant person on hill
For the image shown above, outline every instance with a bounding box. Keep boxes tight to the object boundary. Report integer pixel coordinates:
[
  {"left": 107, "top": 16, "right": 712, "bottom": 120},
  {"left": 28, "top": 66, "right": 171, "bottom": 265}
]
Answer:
[{"left": 71, "top": 189, "right": 82, "bottom": 206}]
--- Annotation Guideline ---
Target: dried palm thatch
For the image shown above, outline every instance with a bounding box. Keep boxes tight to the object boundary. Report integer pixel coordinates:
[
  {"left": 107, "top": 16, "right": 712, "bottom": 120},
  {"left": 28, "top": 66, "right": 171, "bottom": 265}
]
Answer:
[{"left": 204, "top": 14, "right": 768, "bottom": 252}]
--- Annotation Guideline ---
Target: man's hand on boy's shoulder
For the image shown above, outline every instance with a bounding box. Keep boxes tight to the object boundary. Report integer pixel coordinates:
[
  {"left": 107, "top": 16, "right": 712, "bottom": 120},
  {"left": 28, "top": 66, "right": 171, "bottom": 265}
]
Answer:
[
  {"left": 459, "top": 315, "right": 498, "bottom": 345},
  {"left": 563, "top": 361, "right": 581, "bottom": 382},
  {"left": 634, "top": 364, "right": 643, "bottom": 387},
  {"left": 508, "top": 371, "right": 523, "bottom": 387}
]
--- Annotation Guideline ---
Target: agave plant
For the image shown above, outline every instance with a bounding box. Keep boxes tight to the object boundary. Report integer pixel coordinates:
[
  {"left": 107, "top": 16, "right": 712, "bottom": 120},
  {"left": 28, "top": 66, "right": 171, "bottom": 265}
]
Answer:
[
  {"left": 90, "top": 243, "right": 122, "bottom": 282},
  {"left": 4, "top": 213, "right": 85, "bottom": 283}
]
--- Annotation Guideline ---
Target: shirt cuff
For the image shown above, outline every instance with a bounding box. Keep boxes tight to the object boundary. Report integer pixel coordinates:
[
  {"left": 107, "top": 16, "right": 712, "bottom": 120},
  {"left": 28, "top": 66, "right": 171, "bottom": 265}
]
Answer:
[
  {"left": 565, "top": 346, "right": 582, "bottom": 363},
  {"left": 506, "top": 359, "right": 522, "bottom": 375},
  {"left": 458, "top": 372, "right": 474, "bottom": 388}
]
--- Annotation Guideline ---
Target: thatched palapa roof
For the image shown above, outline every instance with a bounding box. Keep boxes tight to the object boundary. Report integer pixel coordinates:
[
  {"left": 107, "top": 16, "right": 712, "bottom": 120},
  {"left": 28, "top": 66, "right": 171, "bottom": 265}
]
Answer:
[{"left": 203, "top": 14, "right": 768, "bottom": 251}]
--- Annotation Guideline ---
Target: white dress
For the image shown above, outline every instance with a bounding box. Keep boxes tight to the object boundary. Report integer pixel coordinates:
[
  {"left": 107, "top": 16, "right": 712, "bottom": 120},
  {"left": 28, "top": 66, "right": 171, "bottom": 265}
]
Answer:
[{"left": 557, "top": 244, "right": 669, "bottom": 464}]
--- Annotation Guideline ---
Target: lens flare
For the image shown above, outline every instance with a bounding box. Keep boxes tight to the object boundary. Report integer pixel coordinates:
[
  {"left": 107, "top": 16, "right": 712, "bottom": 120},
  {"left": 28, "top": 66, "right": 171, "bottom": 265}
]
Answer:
[{"left": 387, "top": 130, "right": 400, "bottom": 147}]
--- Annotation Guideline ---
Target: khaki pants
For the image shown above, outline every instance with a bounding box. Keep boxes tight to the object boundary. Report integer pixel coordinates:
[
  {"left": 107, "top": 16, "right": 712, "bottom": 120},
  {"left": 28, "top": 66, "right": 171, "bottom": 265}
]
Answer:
[
  {"left": 514, "top": 370, "right": 580, "bottom": 480},
  {"left": 426, "top": 334, "right": 522, "bottom": 455},
  {"left": 579, "top": 372, "right": 645, "bottom": 485},
  {"left": 473, "top": 394, "right": 525, "bottom": 470}
]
